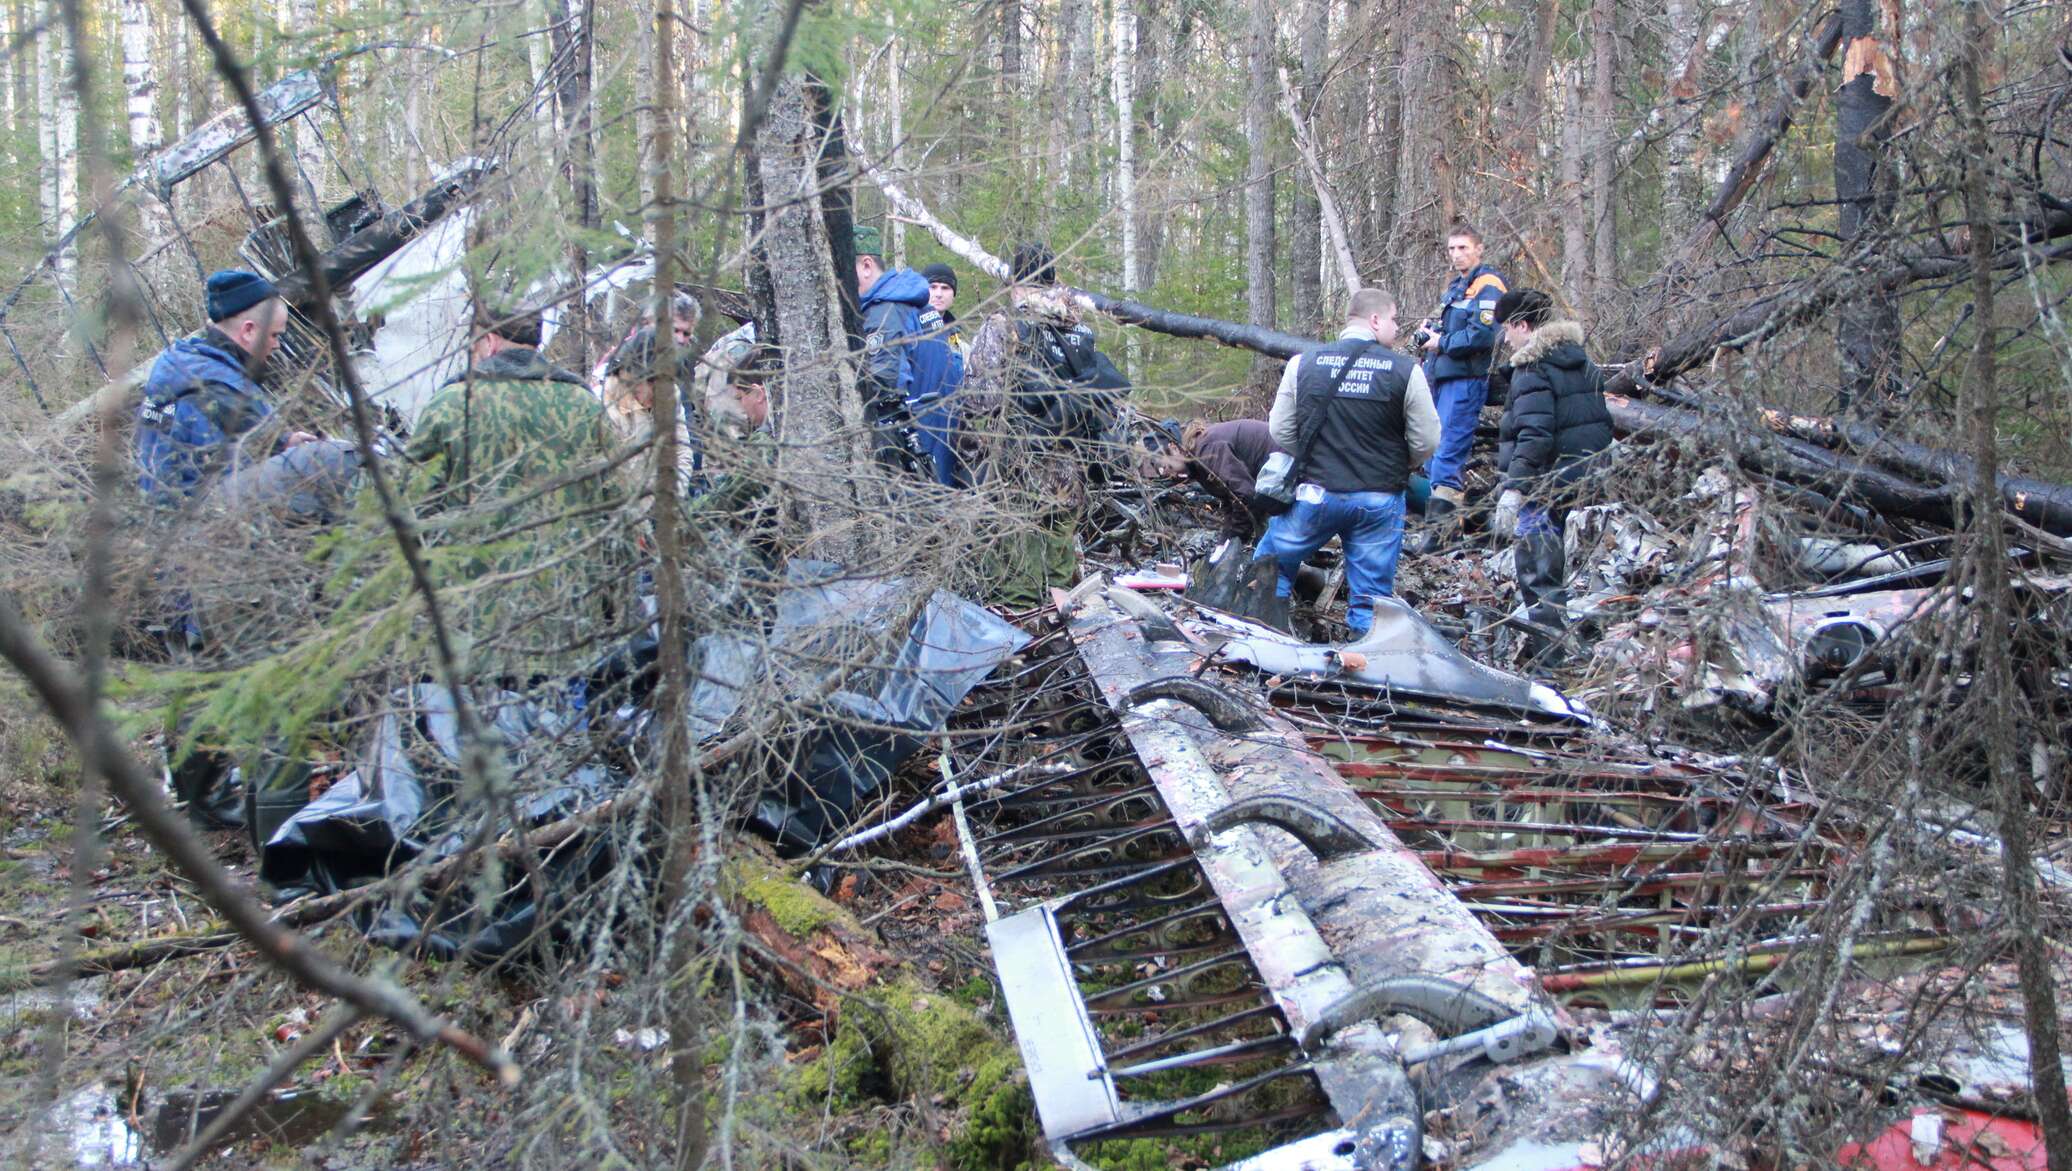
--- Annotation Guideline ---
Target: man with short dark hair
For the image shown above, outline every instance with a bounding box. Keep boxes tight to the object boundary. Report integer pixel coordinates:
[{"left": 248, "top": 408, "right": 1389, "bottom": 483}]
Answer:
[
  {"left": 1266, "top": 288, "right": 1441, "bottom": 635},
  {"left": 1410, "top": 223, "right": 1507, "bottom": 550},
  {"left": 854, "top": 225, "right": 956, "bottom": 479},
  {"left": 407, "top": 302, "right": 629, "bottom": 673},
  {"left": 138, "top": 269, "right": 347, "bottom": 510}
]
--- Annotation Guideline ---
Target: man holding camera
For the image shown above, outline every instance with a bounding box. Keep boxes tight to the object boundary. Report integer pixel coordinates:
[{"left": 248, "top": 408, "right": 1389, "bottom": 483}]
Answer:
[{"left": 1407, "top": 224, "right": 1506, "bottom": 552}]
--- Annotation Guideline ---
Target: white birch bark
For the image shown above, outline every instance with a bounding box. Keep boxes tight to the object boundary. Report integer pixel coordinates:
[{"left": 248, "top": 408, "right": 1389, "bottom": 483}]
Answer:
[
  {"left": 39, "top": 0, "right": 78, "bottom": 280},
  {"left": 2, "top": 4, "right": 16, "bottom": 171},
  {"left": 886, "top": 23, "right": 905, "bottom": 267},
  {"left": 527, "top": 12, "right": 557, "bottom": 158},
  {"left": 120, "top": 0, "right": 173, "bottom": 242},
  {"left": 1112, "top": 0, "right": 1138, "bottom": 376}
]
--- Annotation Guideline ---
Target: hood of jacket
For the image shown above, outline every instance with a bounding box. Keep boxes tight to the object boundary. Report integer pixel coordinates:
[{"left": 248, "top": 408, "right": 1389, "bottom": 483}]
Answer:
[
  {"left": 861, "top": 267, "right": 931, "bottom": 311},
  {"left": 1014, "top": 285, "right": 1083, "bottom": 329},
  {"left": 145, "top": 331, "right": 262, "bottom": 403},
  {"left": 446, "top": 345, "right": 585, "bottom": 387},
  {"left": 1510, "top": 319, "right": 1586, "bottom": 369}
]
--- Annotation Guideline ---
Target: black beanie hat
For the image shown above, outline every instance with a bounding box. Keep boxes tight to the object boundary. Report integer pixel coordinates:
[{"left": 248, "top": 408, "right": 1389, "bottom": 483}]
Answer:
[
  {"left": 205, "top": 269, "right": 279, "bottom": 322},
  {"left": 920, "top": 263, "right": 958, "bottom": 292}
]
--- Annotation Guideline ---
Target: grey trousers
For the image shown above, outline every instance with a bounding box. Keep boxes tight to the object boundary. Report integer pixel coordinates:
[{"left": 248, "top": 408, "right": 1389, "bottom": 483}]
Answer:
[{"left": 215, "top": 439, "right": 362, "bottom": 523}]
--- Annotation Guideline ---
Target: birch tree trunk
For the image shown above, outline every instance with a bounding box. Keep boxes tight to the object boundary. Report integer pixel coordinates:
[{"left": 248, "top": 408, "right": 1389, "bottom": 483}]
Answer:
[
  {"left": 120, "top": 0, "right": 171, "bottom": 243},
  {"left": 1588, "top": 0, "right": 1618, "bottom": 299},
  {"left": 1662, "top": 0, "right": 1703, "bottom": 233},
  {"left": 1288, "top": 0, "right": 1327, "bottom": 330},
  {"left": 1559, "top": 67, "right": 1589, "bottom": 303},
  {"left": 1834, "top": 0, "right": 1900, "bottom": 411},
  {"left": 526, "top": 12, "right": 556, "bottom": 158},
  {"left": 39, "top": 0, "right": 79, "bottom": 281},
  {"left": 887, "top": 24, "right": 906, "bottom": 266},
  {"left": 277, "top": 0, "right": 325, "bottom": 224},
  {"left": 3, "top": 3, "right": 16, "bottom": 171},
  {"left": 1243, "top": 0, "right": 1276, "bottom": 386},
  {"left": 1113, "top": 0, "right": 1139, "bottom": 377}
]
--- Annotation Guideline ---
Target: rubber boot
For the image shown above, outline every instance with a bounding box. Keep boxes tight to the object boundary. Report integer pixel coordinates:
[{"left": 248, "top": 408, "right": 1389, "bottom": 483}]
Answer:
[
  {"left": 1514, "top": 530, "right": 1570, "bottom": 671},
  {"left": 170, "top": 749, "right": 246, "bottom": 830},
  {"left": 1403, "top": 488, "right": 1461, "bottom": 557}
]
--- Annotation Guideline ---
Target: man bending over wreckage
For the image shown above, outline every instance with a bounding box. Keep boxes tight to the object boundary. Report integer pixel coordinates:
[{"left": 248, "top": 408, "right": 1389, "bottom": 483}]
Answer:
[
  {"left": 137, "top": 269, "right": 361, "bottom": 525},
  {"left": 134, "top": 269, "right": 363, "bottom": 824},
  {"left": 406, "top": 301, "right": 636, "bottom": 679}
]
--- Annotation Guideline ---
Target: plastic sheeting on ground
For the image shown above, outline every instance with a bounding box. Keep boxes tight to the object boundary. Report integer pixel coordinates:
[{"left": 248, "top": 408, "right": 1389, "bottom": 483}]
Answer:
[{"left": 257, "top": 565, "right": 1026, "bottom": 961}]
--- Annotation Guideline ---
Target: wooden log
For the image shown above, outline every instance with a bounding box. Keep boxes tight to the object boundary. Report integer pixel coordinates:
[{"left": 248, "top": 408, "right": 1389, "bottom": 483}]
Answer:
[
  {"left": 1761, "top": 408, "right": 2072, "bottom": 536},
  {"left": 1607, "top": 394, "right": 1960, "bottom": 527}
]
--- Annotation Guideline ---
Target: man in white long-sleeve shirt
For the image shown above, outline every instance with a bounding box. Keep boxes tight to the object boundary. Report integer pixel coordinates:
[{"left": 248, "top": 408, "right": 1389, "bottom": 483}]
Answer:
[{"left": 1264, "top": 288, "right": 1441, "bottom": 635}]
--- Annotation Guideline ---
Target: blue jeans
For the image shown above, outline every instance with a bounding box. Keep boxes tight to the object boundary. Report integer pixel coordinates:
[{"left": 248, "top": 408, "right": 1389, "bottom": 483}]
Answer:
[
  {"left": 1424, "top": 376, "right": 1488, "bottom": 491},
  {"left": 1270, "top": 489, "right": 1406, "bottom": 635}
]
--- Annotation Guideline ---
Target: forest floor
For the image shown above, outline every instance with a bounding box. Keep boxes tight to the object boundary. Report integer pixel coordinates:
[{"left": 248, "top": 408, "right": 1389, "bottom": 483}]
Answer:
[{"left": 6, "top": 455, "right": 2072, "bottom": 1170}]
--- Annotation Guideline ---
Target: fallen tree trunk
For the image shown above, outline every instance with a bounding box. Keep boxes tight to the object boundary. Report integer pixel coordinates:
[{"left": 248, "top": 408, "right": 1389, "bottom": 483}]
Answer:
[
  {"left": 854, "top": 156, "right": 2072, "bottom": 535},
  {"left": 1608, "top": 394, "right": 1961, "bottom": 527},
  {"left": 1762, "top": 408, "right": 2072, "bottom": 536},
  {"left": 1610, "top": 200, "right": 2072, "bottom": 401}
]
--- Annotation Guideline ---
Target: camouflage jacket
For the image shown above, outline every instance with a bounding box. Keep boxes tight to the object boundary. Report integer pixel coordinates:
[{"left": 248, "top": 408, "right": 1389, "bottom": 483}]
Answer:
[
  {"left": 962, "top": 289, "right": 1092, "bottom": 511},
  {"left": 405, "top": 346, "right": 631, "bottom": 672}
]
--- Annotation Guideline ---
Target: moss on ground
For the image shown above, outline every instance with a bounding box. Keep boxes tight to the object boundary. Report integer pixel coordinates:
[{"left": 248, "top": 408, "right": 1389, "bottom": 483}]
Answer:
[{"left": 787, "top": 975, "right": 1036, "bottom": 1170}]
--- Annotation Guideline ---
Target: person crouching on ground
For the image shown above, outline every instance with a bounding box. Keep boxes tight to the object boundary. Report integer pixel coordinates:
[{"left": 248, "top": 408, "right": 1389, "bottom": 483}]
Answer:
[{"left": 1488, "top": 287, "right": 1614, "bottom": 669}]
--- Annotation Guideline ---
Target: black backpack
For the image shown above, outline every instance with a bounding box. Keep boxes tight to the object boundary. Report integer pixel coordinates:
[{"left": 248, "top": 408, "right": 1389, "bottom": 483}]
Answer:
[{"left": 1013, "top": 318, "right": 1129, "bottom": 443}]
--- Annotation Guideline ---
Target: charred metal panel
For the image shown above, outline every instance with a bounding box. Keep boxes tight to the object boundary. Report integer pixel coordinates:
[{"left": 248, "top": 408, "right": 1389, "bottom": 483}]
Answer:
[{"left": 153, "top": 70, "right": 328, "bottom": 193}]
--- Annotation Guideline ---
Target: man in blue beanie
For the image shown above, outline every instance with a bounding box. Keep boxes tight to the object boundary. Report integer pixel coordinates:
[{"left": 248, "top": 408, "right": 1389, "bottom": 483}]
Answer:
[
  {"left": 138, "top": 270, "right": 360, "bottom": 827},
  {"left": 138, "top": 269, "right": 309, "bottom": 504}
]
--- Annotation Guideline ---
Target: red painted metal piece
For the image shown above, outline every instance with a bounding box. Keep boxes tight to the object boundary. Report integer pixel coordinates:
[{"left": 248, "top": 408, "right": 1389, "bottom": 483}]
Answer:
[{"left": 1839, "top": 1109, "right": 2049, "bottom": 1171}]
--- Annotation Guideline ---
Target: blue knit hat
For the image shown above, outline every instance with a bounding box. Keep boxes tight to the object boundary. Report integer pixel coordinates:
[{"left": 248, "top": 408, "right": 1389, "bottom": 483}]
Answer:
[{"left": 205, "top": 269, "right": 279, "bottom": 322}]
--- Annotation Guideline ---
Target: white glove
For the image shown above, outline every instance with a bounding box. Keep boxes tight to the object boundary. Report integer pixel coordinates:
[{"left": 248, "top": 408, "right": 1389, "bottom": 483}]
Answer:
[{"left": 1491, "top": 489, "right": 1525, "bottom": 539}]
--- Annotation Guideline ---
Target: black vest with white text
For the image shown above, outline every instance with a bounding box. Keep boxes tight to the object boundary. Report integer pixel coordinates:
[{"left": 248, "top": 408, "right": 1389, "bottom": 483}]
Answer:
[{"left": 1292, "top": 337, "right": 1414, "bottom": 494}]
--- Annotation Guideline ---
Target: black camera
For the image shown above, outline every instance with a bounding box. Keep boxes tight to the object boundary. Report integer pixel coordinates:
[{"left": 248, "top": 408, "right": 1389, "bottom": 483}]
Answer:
[{"left": 1414, "top": 324, "right": 1438, "bottom": 349}]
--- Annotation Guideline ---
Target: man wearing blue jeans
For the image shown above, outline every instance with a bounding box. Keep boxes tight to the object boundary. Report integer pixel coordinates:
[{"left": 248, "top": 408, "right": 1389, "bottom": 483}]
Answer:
[
  {"left": 1408, "top": 224, "right": 1506, "bottom": 552},
  {"left": 1266, "top": 289, "right": 1441, "bottom": 636}
]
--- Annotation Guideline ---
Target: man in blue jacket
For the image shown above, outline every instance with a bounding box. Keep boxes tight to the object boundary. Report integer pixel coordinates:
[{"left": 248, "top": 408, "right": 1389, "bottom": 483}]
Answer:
[
  {"left": 853, "top": 226, "right": 958, "bottom": 482},
  {"left": 1409, "top": 224, "right": 1506, "bottom": 551},
  {"left": 137, "top": 269, "right": 356, "bottom": 518},
  {"left": 135, "top": 270, "right": 359, "bottom": 828}
]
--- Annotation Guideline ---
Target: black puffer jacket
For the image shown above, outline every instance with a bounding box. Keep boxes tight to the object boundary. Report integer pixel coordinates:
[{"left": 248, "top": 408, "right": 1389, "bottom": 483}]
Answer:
[{"left": 1494, "top": 320, "right": 1615, "bottom": 492}]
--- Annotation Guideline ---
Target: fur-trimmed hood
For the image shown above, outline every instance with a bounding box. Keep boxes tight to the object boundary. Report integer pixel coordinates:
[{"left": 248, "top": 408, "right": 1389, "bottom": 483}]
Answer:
[{"left": 1510, "top": 319, "right": 1586, "bottom": 368}]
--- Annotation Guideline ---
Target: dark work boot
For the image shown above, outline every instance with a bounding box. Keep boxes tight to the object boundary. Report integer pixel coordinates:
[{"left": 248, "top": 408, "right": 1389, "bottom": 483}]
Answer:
[
  {"left": 1514, "top": 530, "right": 1570, "bottom": 671},
  {"left": 170, "top": 750, "right": 246, "bottom": 830},
  {"left": 1403, "top": 490, "right": 1461, "bottom": 557}
]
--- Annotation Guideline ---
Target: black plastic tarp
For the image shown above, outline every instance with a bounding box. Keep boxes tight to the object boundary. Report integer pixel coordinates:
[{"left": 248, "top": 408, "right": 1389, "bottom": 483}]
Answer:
[{"left": 256, "top": 568, "right": 1026, "bottom": 960}]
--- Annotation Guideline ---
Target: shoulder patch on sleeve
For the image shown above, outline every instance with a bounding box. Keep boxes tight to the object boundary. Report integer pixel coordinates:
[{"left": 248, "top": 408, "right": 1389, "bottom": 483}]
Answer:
[
  {"left": 1479, "top": 307, "right": 1496, "bottom": 326},
  {"left": 864, "top": 332, "right": 885, "bottom": 354}
]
